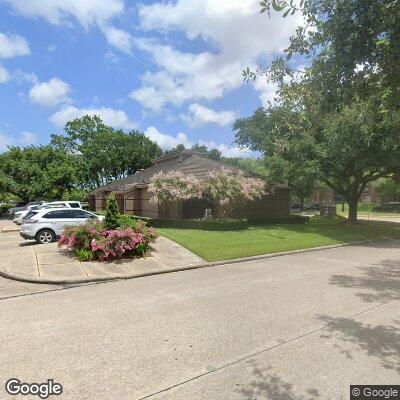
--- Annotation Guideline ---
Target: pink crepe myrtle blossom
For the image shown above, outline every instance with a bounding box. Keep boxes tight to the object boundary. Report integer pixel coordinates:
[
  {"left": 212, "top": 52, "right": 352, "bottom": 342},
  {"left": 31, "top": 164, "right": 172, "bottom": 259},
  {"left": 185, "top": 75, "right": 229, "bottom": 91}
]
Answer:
[
  {"left": 148, "top": 170, "right": 203, "bottom": 218},
  {"left": 58, "top": 221, "right": 156, "bottom": 262},
  {"left": 202, "top": 168, "right": 267, "bottom": 219}
]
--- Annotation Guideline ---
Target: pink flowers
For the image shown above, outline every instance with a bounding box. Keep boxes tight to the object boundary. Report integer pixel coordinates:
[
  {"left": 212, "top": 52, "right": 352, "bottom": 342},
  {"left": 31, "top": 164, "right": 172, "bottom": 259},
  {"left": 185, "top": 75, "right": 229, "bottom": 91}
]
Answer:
[
  {"left": 203, "top": 168, "right": 266, "bottom": 219},
  {"left": 148, "top": 168, "right": 267, "bottom": 220},
  {"left": 148, "top": 170, "right": 203, "bottom": 205},
  {"left": 58, "top": 220, "right": 157, "bottom": 262}
]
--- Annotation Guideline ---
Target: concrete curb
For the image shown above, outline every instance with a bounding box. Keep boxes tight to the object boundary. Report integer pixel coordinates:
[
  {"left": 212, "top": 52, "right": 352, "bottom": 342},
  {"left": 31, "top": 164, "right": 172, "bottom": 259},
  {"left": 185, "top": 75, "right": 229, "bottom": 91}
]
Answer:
[
  {"left": 0, "top": 237, "right": 396, "bottom": 285},
  {"left": 1, "top": 226, "right": 20, "bottom": 233}
]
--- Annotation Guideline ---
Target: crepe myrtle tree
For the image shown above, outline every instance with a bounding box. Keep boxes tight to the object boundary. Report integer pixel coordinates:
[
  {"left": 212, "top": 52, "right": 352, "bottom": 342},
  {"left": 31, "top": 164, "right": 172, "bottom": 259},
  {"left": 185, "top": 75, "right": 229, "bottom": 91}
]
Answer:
[
  {"left": 148, "top": 171, "right": 203, "bottom": 219},
  {"left": 202, "top": 169, "right": 267, "bottom": 220}
]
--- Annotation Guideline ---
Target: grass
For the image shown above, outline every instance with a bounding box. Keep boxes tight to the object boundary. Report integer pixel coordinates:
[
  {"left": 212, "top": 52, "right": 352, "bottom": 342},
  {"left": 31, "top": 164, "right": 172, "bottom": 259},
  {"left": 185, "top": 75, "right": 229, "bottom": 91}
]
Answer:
[
  {"left": 336, "top": 203, "right": 400, "bottom": 218},
  {"left": 158, "top": 216, "right": 400, "bottom": 262}
]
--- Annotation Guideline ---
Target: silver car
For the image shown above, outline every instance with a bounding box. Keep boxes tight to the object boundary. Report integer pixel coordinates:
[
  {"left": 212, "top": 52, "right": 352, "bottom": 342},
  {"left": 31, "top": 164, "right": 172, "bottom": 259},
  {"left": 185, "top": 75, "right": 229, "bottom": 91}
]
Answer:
[
  {"left": 20, "top": 208, "right": 103, "bottom": 244},
  {"left": 13, "top": 201, "right": 83, "bottom": 225}
]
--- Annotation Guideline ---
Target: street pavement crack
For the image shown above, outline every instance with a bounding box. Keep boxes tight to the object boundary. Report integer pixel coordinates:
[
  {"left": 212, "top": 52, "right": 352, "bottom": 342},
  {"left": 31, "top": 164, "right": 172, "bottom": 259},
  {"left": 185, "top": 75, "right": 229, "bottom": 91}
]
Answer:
[{"left": 137, "top": 299, "right": 397, "bottom": 400}]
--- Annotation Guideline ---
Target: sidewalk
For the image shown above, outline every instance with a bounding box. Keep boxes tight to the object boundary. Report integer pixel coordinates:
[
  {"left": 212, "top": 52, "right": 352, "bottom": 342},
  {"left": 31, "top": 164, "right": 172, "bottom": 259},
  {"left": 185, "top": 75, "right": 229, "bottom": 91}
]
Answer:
[
  {"left": 0, "top": 233, "right": 206, "bottom": 284},
  {"left": 0, "top": 219, "right": 19, "bottom": 232}
]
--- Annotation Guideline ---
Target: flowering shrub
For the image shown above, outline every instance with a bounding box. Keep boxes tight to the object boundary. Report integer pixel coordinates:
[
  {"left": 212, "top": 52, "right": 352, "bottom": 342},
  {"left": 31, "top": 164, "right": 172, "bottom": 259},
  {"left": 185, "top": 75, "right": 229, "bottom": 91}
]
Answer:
[
  {"left": 202, "top": 169, "right": 266, "bottom": 219},
  {"left": 148, "top": 170, "right": 202, "bottom": 218},
  {"left": 58, "top": 219, "right": 157, "bottom": 262}
]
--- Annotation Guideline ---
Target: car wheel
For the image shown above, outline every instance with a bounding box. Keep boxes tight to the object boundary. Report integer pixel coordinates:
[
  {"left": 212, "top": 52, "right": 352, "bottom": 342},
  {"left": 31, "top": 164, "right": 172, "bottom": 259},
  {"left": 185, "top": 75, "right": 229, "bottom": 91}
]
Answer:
[{"left": 36, "top": 229, "right": 55, "bottom": 244}]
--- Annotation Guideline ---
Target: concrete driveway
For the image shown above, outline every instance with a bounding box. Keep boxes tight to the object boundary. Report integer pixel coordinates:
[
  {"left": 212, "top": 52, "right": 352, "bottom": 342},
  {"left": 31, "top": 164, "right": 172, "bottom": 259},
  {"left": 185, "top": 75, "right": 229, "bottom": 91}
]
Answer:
[
  {"left": 0, "top": 230, "right": 205, "bottom": 283},
  {"left": 1, "top": 238, "right": 399, "bottom": 399}
]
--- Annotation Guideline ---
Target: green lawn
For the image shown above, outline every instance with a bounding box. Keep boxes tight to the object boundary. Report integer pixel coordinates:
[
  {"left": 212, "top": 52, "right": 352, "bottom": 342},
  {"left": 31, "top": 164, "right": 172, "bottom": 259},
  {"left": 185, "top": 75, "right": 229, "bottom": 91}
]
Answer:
[
  {"left": 158, "top": 217, "right": 400, "bottom": 262},
  {"left": 336, "top": 203, "right": 400, "bottom": 218}
]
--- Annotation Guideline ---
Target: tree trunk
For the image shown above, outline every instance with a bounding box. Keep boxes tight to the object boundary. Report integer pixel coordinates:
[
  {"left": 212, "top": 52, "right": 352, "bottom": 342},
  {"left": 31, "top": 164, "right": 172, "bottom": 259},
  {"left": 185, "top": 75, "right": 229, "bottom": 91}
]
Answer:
[
  {"left": 341, "top": 202, "right": 345, "bottom": 212},
  {"left": 347, "top": 197, "right": 359, "bottom": 224},
  {"left": 300, "top": 196, "right": 305, "bottom": 211}
]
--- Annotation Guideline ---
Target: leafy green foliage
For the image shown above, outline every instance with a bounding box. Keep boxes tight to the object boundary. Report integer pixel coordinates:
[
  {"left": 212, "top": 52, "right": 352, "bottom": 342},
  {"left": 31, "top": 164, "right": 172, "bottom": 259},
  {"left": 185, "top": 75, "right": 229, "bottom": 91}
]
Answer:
[
  {"left": 104, "top": 194, "right": 120, "bottom": 230},
  {"left": 239, "top": 0, "right": 400, "bottom": 222},
  {"left": 51, "top": 115, "right": 162, "bottom": 188},
  {"left": 73, "top": 248, "right": 94, "bottom": 262},
  {"left": 191, "top": 144, "right": 222, "bottom": 161},
  {"left": 117, "top": 214, "right": 138, "bottom": 230},
  {"left": 375, "top": 177, "right": 400, "bottom": 203},
  {"left": 221, "top": 157, "right": 269, "bottom": 177},
  {"left": 0, "top": 145, "right": 79, "bottom": 202}
]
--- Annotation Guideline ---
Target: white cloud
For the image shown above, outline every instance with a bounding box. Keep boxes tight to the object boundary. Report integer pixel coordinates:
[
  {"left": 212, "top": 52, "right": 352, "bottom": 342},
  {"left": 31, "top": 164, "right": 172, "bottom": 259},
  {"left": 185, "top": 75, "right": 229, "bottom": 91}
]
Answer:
[
  {"left": 181, "top": 103, "right": 236, "bottom": 127},
  {"left": 131, "top": 0, "right": 302, "bottom": 110},
  {"left": 102, "top": 26, "right": 133, "bottom": 54},
  {"left": 253, "top": 78, "right": 278, "bottom": 108},
  {"left": 5, "top": 0, "right": 123, "bottom": 28},
  {"left": 200, "top": 141, "right": 252, "bottom": 158},
  {"left": 0, "top": 132, "right": 13, "bottom": 152},
  {"left": 130, "top": 42, "right": 243, "bottom": 111},
  {"left": 5, "top": 0, "right": 132, "bottom": 54},
  {"left": 49, "top": 105, "right": 137, "bottom": 130},
  {"left": 0, "top": 32, "right": 30, "bottom": 59},
  {"left": 13, "top": 69, "right": 38, "bottom": 85},
  {"left": 143, "top": 126, "right": 252, "bottom": 157},
  {"left": 0, "top": 65, "right": 10, "bottom": 83},
  {"left": 29, "top": 77, "right": 72, "bottom": 107},
  {"left": 144, "top": 127, "right": 192, "bottom": 149},
  {"left": 20, "top": 131, "right": 37, "bottom": 146}
]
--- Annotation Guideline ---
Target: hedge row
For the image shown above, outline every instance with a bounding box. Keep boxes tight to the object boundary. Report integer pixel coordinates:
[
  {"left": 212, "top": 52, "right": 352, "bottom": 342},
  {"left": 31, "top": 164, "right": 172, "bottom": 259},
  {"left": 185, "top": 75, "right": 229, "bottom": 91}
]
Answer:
[
  {"left": 248, "top": 215, "right": 310, "bottom": 225},
  {"left": 123, "top": 214, "right": 309, "bottom": 230},
  {"left": 153, "top": 218, "right": 248, "bottom": 231},
  {"left": 124, "top": 215, "right": 247, "bottom": 231}
]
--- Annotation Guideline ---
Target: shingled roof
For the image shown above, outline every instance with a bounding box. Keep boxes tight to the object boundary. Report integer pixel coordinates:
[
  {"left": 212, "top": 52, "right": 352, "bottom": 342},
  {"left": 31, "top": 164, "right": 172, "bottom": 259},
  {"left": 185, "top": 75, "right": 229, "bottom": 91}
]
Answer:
[{"left": 91, "top": 150, "right": 259, "bottom": 195}]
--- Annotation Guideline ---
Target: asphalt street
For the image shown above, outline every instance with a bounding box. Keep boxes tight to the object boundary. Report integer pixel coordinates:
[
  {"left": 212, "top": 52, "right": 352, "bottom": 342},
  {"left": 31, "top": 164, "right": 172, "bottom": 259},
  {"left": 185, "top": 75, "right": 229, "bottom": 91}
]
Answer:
[{"left": 1, "top": 239, "right": 399, "bottom": 399}]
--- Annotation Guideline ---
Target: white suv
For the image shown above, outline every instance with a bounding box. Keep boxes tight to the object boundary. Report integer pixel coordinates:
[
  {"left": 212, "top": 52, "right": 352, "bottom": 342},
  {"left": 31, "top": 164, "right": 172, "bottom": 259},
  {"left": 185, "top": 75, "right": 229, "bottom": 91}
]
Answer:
[
  {"left": 20, "top": 208, "right": 103, "bottom": 244},
  {"left": 13, "top": 201, "right": 83, "bottom": 225}
]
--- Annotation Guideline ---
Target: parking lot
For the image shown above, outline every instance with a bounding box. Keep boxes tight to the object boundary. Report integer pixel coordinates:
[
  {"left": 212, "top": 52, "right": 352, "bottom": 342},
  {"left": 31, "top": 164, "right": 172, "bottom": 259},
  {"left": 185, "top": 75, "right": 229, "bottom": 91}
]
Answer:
[{"left": 0, "top": 220, "right": 205, "bottom": 285}]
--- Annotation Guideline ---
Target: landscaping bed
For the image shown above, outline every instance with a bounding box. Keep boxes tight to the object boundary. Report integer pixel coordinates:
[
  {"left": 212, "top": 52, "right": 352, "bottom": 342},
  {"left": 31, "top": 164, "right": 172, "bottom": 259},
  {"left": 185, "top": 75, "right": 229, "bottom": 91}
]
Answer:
[
  {"left": 59, "top": 197, "right": 157, "bottom": 262},
  {"left": 158, "top": 217, "right": 400, "bottom": 262}
]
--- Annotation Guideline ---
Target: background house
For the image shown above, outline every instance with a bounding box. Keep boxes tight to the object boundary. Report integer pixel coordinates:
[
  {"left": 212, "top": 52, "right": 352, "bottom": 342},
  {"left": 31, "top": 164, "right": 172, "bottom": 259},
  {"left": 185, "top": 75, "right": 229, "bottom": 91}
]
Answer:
[{"left": 89, "top": 150, "right": 290, "bottom": 220}]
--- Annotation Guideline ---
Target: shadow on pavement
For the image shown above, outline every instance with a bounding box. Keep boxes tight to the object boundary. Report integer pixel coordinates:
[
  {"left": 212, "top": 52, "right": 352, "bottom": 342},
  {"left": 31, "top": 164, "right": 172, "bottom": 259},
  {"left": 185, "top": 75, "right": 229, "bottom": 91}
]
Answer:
[
  {"left": 329, "top": 260, "right": 400, "bottom": 303},
  {"left": 237, "top": 362, "right": 328, "bottom": 400},
  {"left": 317, "top": 315, "right": 400, "bottom": 373},
  {"left": 18, "top": 241, "right": 36, "bottom": 247},
  {"left": 351, "top": 240, "right": 400, "bottom": 250}
]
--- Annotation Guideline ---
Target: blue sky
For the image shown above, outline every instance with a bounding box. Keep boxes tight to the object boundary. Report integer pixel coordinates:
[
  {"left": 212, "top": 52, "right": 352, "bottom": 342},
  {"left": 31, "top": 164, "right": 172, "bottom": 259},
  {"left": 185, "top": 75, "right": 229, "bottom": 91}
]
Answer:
[{"left": 0, "top": 0, "right": 301, "bottom": 157}]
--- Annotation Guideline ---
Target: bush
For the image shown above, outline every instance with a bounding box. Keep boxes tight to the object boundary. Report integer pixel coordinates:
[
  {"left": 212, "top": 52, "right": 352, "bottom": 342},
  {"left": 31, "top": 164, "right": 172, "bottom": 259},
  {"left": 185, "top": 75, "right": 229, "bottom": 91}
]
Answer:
[
  {"left": 0, "top": 204, "right": 14, "bottom": 217},
  {"left": 74, "top": 248, "right": 94, "bottom": 262},
  {"left": 152, "top": 218, "right": 248, "bottom": 231},
  {"left": 118, "top": 214, "right": 138, "bottom": 230},
  {"left": 119, "top": 214, "right": 154, "bottom": 227},
  {"left": 104, "top": 194, "right": 120, "bottom": 230},
  {"left": 58, "top": 219, "right": 157, "bottom": 262}
]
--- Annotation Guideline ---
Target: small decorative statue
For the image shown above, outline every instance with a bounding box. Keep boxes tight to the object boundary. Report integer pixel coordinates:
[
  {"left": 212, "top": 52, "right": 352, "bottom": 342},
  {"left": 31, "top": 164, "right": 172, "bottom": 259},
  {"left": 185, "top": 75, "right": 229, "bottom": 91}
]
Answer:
[{"left": 203, "top": 209, "right": 212, "bottom": 220}]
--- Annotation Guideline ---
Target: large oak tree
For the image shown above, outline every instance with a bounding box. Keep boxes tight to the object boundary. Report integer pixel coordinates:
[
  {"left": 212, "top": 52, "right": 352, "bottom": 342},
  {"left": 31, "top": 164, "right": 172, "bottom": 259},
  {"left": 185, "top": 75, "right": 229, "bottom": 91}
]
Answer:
[{"left": 237, "top": 0, "right": 400, "bottom": 222}]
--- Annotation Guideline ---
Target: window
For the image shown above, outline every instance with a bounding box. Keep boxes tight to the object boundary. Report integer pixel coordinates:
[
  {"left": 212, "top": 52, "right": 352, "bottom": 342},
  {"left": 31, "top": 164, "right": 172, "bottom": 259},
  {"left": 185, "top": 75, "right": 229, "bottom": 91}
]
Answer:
[
  {"left": 42, "top": 210, "right": 71, "bottom": 219},
  {"left": 71, "top": 210, "right": 92, "bottom": 219},
  {"left": 24, "top": 211, "right": 38, "bottom": 219},
  {"left": 69, "top": 202, "right": 81, "bottom": 208}
]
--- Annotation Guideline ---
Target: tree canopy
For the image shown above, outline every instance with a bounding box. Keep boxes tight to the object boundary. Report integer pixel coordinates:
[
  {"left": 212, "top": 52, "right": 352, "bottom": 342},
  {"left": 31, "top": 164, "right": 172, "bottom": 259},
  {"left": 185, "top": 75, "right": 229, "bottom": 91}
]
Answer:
[
  {"left": 237, "top": 0, "right": 400, "bottom": 222},
  {"left": 51, "top": 115, "right": 162, "bottom": 189},
  {"left": 0, "top": 145, "right": 79, "bottom": 202}
]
